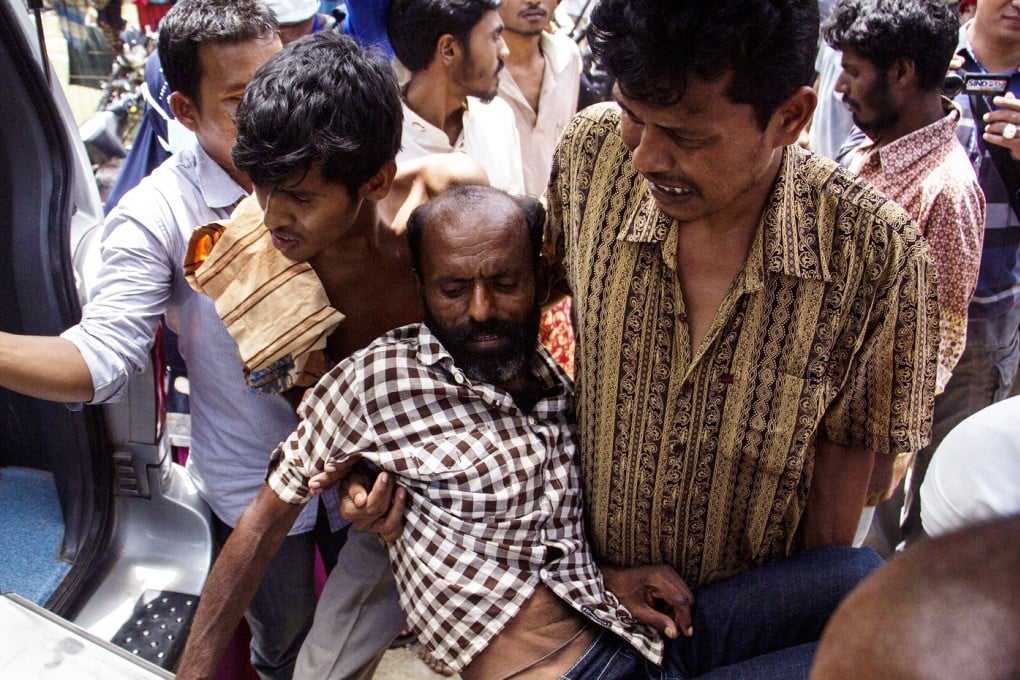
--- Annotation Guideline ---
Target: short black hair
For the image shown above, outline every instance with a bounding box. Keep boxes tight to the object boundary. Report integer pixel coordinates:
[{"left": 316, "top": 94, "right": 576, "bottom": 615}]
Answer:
[
  {"left": 158, "top": 0, "right": 278, "bottom": 105},
  {"left": 823, "top": 0, "right": 958, "bottom": 92},
  {"left": 387, "top": 0, "right": 502, "bottom": 72},
  {"left": 407, "top": 185, "right": 544, "bottom": 276},
  {"left": 232, "top": 32, "right": 403, "bottom": 196},
  {"left": 588, "top": 0, "right": 819, "bottom": 129}
]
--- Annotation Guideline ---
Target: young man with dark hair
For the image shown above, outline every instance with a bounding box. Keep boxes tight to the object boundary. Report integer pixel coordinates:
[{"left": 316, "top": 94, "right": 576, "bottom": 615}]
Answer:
[
  {"left": 387, "top": 0, "right": 525, "bottom": 194},
  {"left": 177, "top": 185, "right": 882, "bottom": 680},
  {"left": 496, "top": 0, "right": 581, "bottom": 197},
  {"left": 897, "top": 0, "right": 1020, "bottom": 544},
  {"left": 179, "top": 31, "right": 489, "bottom": 680},
  {"left": 0, "top": 2, "right": 321, "bottom": 678},
  {"left": 824, "top": 0, "right": 985, "bottom": 537}
]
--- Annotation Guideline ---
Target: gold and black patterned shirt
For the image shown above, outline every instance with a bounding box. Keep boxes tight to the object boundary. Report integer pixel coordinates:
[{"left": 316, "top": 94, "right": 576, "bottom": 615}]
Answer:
[{"left": 544, "top": 104, "right": 939, "bottom": 587}]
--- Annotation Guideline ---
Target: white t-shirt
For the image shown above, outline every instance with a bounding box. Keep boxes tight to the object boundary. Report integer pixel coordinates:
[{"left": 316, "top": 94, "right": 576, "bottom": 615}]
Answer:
[{"left": 921, "top": 396, "right": 1020, "bottom": 537}]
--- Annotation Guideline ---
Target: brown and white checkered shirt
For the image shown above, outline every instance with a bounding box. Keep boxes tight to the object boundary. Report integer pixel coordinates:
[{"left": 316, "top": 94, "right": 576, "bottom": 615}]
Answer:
[{"left": 266, "top": 324, "right": 662, "bottom": 672}]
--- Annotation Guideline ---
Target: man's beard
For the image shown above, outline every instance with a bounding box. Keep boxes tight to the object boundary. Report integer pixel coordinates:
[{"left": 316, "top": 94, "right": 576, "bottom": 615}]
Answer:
[
  {"left": 846, "top": 72, "right": 900, "bottom": 138},
  {"left": 425, "top": 304, "right": 541, "bottom": 384}
]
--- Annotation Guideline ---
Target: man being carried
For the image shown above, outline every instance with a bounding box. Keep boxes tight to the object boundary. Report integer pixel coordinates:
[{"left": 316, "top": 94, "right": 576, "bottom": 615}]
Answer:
[
  {"left": 341, "top": 0, "right": 940, "bottom": 674},
  {"left": 177, "top": 185, "right": 881, "bottom": 680},
  {"left": 181, "top": 31, "right": 487, "bottom": 678}
]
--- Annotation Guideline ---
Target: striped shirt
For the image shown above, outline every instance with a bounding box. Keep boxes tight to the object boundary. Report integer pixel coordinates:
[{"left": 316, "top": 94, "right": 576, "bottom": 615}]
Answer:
[
  {"left": 954, "top": 22, "right": 1020, "bottom": 319},
  {"left": 544, "top": 103, "right": 939, "bottom": 587},
  {"left": 266, "top": 324, "right": 662, "bottom": 672}
]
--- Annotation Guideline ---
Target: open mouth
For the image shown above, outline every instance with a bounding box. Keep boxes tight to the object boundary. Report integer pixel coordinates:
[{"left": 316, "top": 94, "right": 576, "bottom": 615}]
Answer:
[
  {"left": 269, "top": 230, "right": 299, "bottom": 252},
  {"left": 650, "top": 182, "right": 694, "bottom": 197}
]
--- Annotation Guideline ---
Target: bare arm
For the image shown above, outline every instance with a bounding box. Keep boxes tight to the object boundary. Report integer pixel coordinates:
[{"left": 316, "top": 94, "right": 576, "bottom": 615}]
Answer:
[
  {"left": 176, "top": 485, "right": 303, "bottom": 680},
  {"left": 800, "top": 438, "right": 875, "bottom": 549},
  {"left": 0, "top": 332, "right": 94, "bottom": 402}
]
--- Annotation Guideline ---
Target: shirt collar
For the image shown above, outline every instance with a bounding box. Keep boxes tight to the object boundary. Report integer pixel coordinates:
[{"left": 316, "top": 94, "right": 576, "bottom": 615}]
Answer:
[
  {"left": 617, "top": 146, "right": 830, "bottom": 284},
  {"left": 189, "top": 138, "right": 248, "bottom": 210},
  {"left": 414, "top": 323, "right": 573, "bottom": 398},
  {"left": 859, "top": 107, "right": 962, "bottom": 176},
  {"left": 539, "top": 32, "right": 573, "bottom": 75}
]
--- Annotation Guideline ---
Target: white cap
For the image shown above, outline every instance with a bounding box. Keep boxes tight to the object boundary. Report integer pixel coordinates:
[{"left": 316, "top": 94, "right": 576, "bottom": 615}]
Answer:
[{"left": 265, "top": 0, "right": 319, "bottom": 24}]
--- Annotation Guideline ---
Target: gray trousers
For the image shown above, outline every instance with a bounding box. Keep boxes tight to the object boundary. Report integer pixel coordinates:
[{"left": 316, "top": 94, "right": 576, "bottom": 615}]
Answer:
[{"left": 294, "top": 528, "right": 404, "bottom": 680}]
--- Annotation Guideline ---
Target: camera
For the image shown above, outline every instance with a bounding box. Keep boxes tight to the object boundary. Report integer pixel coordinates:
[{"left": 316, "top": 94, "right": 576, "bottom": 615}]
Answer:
[{"left": 945, "top": 71, "right": 1013, "bottom": 98}]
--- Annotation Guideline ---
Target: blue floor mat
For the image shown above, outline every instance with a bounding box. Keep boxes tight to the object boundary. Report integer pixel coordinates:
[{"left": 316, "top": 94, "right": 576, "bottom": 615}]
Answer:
[{"left": 0, "top": 467, "right": 71, "bottom": 605}]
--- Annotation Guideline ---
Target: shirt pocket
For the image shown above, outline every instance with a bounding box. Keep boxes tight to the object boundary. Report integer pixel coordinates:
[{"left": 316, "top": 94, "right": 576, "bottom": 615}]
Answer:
[{"left": 407, "top": 429, "right": 495, "bottom": 482}]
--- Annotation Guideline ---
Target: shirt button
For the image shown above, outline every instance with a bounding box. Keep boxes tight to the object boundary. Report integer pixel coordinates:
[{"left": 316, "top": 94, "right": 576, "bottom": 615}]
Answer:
[
  {"left": 453, "top": 372, "right": 465, "bottom": 385},
  {"left": 528, "top": 416, "right": 537, "bottom": 426}
]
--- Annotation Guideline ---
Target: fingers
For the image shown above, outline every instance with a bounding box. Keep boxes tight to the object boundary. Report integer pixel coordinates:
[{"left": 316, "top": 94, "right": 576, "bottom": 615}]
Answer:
[
  {"left": 983, "top": 93, "right": 1020, "bottom": 153},
  {"left": 339, "top": 470, "right": 405, "bottom": 538},
  {"left": 308, "top": 458, "right": 359, "bottom": 494},
  {"left": 646, "top": 566, "right": 695, "bottom": 638},
  {"left": 375, "top": 486, "right": 407, "bottom": 543}
]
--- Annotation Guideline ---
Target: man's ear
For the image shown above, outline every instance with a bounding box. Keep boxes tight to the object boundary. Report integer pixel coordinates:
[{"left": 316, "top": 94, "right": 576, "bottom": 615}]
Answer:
[
  {"left": 889, "top": 57, "right": 916, "bottom": 90},
  {"left": 168, "top": 91, "right": 201, "bottom": 133},
  {"left": 359, "top": 161, "right": 397, "bottom": 201},
  {"left": 768, "top": 85, "right": 817, "bottom": 147},
  {"left": 437, "top": 33, "right": 461, "bottom": 68}
]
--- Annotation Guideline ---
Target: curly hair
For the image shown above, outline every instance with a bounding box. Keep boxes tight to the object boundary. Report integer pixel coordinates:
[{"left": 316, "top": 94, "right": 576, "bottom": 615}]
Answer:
[
  {"left": 232, "top": 32, "right": 403, "bottom": 196},
  {"left": 588, "top": 0, "right": 819, "bottom": 129},
  {"left": 823, "top": 0, "right": 958, "bottom": 92}
]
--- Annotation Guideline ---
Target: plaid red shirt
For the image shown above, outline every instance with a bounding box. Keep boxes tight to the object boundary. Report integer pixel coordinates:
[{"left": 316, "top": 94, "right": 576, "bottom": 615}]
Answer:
[{"left": 266, "top": 324, "right": 662, "bottom": 672}]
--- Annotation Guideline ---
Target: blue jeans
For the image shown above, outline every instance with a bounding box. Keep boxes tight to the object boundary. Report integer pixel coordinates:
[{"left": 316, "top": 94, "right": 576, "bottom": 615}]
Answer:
[
  {"left": 212, "top": 515, "right": 317, "bottom": 680},
  {"left": 561, "top": 546, "right": 883, "bottom": 679}
]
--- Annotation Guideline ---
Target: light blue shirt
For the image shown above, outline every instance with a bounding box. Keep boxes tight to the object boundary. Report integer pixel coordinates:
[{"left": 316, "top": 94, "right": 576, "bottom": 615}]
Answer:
[{"left": 63, "top": 139, "right": 317, "bottom": 533}]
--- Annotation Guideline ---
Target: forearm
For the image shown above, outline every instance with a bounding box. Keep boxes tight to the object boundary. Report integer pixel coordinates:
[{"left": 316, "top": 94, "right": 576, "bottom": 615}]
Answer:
[
  {"left": 801, "top": 439, "right": 874, "bottom": 548},
  {"left": 0, "top": 332, "right": 95, "bottom": 402},
  {"left": 177, "top": 486, "right": 303, "bottom": 680}
]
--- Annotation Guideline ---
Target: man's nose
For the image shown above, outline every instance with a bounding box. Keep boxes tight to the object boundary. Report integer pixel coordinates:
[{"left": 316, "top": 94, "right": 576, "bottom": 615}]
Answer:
[
  {"left": 834, "top": 71, "right": 849, "bottom": 95},
  {"left": 498, "top": 35, "right": 510, "bottom": 60},
  {"left": 262, "top": 192, "right": 288, "bottom": 229},
  {"left": 630, "top": 124, "right": 675, "bottom": 177},
  {"left": 468, "top": 283, "right": 494, "bottom": 323}
]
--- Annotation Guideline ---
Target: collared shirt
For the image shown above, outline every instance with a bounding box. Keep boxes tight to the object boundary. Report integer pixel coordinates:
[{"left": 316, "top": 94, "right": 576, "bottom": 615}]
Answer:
[
  {"left": 954, "top": 21, "right": 1020, "bottom": 319},
  {"left": 497, "top": 31, "right": 582, "bottom": 196},
  {"left": 266, "top": 324, "right": 662, "bottom": 672},
  {"left": 62, "top": 139, "right": 316, "bottom": 533},
  {"left": 849, "top": 108, "right": 985, "bottom": 392},
  {"left": 544, "top": 104, "right": 939, "bottom": 587},
  {"left": 398, "top": 98, "right": 526, "bottom": 195}
]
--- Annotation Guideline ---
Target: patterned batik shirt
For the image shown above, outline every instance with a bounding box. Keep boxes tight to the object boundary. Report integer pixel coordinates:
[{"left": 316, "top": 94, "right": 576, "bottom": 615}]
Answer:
[
  {"left": 848, "top": 108, "right": 985, "bottom": 393},
  {"left": 266, "top": 324, "right": 662, "bottom": 672},
  {"left": 544, "top": 103, "right": 940, "bottom": 588}
]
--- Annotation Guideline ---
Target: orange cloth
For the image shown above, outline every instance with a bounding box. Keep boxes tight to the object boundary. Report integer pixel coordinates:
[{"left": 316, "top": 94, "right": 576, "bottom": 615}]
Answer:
[
  {"left": 184, "top": 195, "right": 343, "bottom": 394},
  {"left": 539, "top": 297, "right": 575, "bottom": 379}
]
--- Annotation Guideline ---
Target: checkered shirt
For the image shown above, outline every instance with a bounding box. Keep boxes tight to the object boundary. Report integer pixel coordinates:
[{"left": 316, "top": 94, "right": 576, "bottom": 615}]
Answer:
[{"left": 266, "top": 324, "right": 663, "bottom": 672}]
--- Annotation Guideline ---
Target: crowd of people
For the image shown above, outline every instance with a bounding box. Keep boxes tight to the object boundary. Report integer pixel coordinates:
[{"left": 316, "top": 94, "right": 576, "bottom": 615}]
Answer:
[{"left": 3, "top": 0, "right": 1019, "bottom": 678}]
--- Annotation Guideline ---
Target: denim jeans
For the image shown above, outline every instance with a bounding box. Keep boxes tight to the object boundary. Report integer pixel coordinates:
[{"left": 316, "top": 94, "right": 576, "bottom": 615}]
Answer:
[
  {"left": 212, "top": 514, "right": 317, "bottom": 680},
  {"left": 561, "top": 546, "right": 883, "bottom": 680}
]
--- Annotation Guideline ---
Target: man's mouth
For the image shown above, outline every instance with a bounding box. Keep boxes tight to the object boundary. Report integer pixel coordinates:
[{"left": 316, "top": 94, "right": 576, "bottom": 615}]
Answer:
[
  {"left": 650, "top": 182, "right": 694, "bottom": 197},
  {"left": 521, "top": 8, "right": 547, "bottom": 20},
  {"left": 270, "top": 230, "right": 299, "bottom": 251}
]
